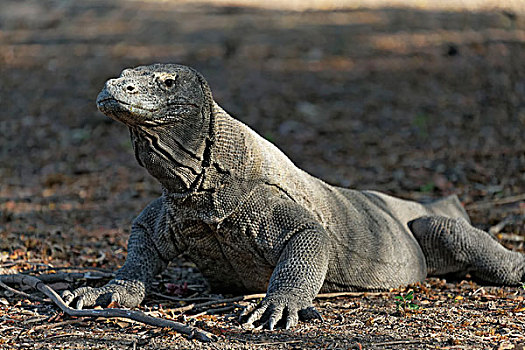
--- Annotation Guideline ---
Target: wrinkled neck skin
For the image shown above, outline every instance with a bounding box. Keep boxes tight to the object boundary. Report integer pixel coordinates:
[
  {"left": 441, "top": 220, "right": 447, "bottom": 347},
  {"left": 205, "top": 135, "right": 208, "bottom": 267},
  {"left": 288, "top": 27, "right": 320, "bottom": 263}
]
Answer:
[
  {"left": 129, "top": 126, "right": 207, "bottom": 194},
  {"left": 129, "top": 102, "right": 214, "bottom": 195}
]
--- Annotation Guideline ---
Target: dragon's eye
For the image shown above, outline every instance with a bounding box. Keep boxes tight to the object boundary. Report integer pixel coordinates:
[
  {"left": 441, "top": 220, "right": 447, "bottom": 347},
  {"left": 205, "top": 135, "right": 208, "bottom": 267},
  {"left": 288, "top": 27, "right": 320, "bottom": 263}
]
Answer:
[{"left": 164, "top": 78, "right": 175, "bottom": 88}]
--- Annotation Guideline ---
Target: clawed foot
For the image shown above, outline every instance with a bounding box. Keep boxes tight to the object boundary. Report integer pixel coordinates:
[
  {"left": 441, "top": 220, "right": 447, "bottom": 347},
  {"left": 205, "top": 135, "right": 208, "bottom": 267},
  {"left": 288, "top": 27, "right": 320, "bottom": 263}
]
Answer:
[
  {"left": 239, "top": 295, "right": 322, "bottom": 330},
  {"left": 62, "top": 280, "right": 145, "bottom": 309}
]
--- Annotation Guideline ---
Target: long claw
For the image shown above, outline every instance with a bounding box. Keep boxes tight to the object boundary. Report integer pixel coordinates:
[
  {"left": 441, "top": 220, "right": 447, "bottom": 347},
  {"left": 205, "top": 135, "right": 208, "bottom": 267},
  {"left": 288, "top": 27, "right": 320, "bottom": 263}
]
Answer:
[
  {"left": 62, "top": 290, "right": 74, "bottom": 306},
  {"left": 246, "top": 304, "right": 268, "bottom": 326},
  {"left": 268, "top": 318, "right": 276, "bottom": 331},
  {"left": 239, "top": 303, "right": 257, "bottom": 321},
  {"left": 110, "top": 293, "right": 121, "bottom": 305},
  {"left": 267, "top": 305, "right": 284, "bottom": 330},
  {"left": 285, "top": 312, "right": 298, "bottom": 330}
]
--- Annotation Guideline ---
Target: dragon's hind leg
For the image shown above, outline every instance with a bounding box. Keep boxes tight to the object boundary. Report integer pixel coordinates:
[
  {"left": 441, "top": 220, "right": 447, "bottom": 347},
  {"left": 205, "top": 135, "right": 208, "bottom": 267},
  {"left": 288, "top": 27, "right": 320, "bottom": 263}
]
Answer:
[{"left": 409, "top": 216, "right": 525, "bottom": 285}]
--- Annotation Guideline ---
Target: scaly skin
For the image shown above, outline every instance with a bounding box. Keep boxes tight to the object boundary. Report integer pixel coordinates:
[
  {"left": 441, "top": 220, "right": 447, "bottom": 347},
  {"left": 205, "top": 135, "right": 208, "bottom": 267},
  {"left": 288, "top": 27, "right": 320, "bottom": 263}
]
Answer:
[{"left": 63, "top": 64, "right": 525, "bottom": 329}]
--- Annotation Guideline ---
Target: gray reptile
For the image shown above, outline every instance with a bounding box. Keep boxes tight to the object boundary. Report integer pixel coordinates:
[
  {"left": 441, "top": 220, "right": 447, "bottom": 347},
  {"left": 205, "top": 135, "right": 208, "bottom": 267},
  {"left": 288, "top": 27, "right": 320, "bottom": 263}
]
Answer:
[{"left": 63, "top": 63, "right": 525, "bottom": 329}]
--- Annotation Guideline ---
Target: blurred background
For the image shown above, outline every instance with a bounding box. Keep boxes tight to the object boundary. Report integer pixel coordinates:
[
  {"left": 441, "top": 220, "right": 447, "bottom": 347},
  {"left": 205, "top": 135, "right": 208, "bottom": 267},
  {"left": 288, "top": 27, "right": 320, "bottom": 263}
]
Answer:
[{"left": 1, "top": 0, "right": 524, "bottom": 275}]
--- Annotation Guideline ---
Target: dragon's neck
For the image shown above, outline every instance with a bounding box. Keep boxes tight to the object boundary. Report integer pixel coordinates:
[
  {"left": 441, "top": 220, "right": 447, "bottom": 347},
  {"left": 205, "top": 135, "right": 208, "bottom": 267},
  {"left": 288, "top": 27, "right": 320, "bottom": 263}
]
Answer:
[{"left": 129, "top": 123, "right": 209, "bottom": 193}]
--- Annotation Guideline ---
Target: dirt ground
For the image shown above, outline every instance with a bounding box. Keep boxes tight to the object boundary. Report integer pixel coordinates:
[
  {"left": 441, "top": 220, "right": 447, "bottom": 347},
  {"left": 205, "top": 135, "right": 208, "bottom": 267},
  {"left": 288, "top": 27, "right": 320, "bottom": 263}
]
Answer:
[{"left": 1, "top": 0, "right": 525, "bottom": 349}]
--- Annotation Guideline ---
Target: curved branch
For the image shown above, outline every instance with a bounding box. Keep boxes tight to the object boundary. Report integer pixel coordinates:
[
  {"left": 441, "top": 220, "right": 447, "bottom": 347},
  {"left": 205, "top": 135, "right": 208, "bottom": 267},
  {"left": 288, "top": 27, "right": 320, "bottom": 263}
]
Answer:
[{"left": 0, "top": 274, "right": 216, "bottom": 342}]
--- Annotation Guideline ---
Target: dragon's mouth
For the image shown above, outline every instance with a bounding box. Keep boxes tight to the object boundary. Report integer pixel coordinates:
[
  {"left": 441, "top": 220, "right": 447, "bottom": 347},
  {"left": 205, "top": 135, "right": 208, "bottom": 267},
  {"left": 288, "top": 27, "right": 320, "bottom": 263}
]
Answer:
[
  {"left": 96, "top": 93, "right": 201, "bottom": 127},
  {"left": 97, "top": 96, "right": 159, "bottom": 113},
  {"left": 97, "top": 95, "right": 199, "bottom": 113},
  {"left": 96, "top": 97, "right": 152, "bottom": 127}
]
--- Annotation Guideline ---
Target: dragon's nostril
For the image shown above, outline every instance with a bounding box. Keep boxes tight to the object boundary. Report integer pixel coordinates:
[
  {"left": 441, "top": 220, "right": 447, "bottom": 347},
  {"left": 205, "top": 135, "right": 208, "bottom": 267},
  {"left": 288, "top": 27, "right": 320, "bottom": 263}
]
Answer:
[{"left": 126, "top": 85, "right": 135, "bottom": 92}]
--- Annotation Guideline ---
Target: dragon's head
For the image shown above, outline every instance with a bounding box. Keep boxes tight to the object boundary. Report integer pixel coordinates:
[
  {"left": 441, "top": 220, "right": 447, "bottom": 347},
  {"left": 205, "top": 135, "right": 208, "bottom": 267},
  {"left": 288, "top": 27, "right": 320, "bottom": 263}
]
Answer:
[
  {"left": 97, "top": 63, "right": 213, "bottom": 130},
  {"left": 96, "top": 64, "right": 215, "bottom": 191}
]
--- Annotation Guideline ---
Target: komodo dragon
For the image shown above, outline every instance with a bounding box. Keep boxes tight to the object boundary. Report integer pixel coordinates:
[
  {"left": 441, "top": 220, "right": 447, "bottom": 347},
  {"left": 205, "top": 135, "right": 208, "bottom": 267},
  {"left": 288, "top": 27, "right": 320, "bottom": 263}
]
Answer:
[{"left": 63, "top": 63, "right": 525, "bottom": 329}]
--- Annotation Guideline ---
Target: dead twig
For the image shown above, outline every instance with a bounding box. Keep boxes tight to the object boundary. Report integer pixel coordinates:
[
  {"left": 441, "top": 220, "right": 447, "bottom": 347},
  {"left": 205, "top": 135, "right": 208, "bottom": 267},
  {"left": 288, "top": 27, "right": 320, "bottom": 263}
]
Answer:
[
  {"left": 0, "top": 271, "right": 113, "bottom": 303},
  {"left": 170, "top": 303, "right": 195, "bottom": 314},
  {"left": 489, "top": 215, "right": 522, "bottom": 235},
  {"left": 206, "top": 304, "right": 238, "bottom": 315},
  {"left": 498, "top": 232, "right": 525, "bottom": 242},
  {"left": 195, "top": 293, "right": 265, "bottom": 307},
  {"left": 0, "top": 279, "right": 46, "bottom": 302},
  {"left": 252, "top": 340, "right": 302, "bottom": 346},
  {"left": 34, "top": 271, "right": 114, "bottom": 283},
  {"left": 43, "top": 332, "right": 86, "bottom": 342},
  {"left": 371, "top": 339, "right": 425, "bottom": 346},
  {"left": 316, "top": 291, "right": 384, "bottom": 298},
  {"left": 0, "top": 274, "right": 216, "bottom": 342},
  {"left": 0, "top": 268, "right": 114, "bottom": 283},
  {"left": 31, "top": 318, "right": 88, "bottom": 330},
  {"left": 22, "top": 316, "right": 49, "bottom": 324},
  {"left": 187, "top": 304, "right": 238, "bottom": 318},
  {"left": 27, "top": 266, "right": 114, "bottom": 274},
  {"left": 151, "top": 292, "right": 222, "bottom": 303},
  {"left": 466, "top": 193, "right": 525, "bottom": 210}
]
